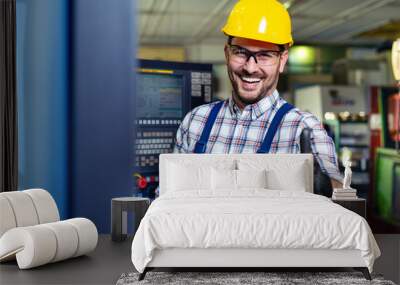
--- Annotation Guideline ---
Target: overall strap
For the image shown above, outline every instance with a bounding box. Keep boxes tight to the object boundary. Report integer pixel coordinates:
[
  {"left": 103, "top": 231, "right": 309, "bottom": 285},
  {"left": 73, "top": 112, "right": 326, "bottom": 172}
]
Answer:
[
  {"left": 257, "top": 102, "right": 294, "bottom": 154},
  {"left": 194, "top": 101, "right": 225, "bottom": 153}
]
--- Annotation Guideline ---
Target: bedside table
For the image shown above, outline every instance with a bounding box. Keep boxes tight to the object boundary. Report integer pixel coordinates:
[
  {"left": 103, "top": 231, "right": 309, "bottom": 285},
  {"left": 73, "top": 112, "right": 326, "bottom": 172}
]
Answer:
[
  {"left": 331, "top": 198, "right": 366, "bottom": 218},
  {"left": 111, "top": 197, "right": 150, "bottom": 242}
]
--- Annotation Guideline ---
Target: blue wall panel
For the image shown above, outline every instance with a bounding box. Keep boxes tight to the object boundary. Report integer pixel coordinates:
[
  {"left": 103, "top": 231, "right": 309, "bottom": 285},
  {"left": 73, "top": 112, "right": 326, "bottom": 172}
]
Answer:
[
  {"left": 71, "top": 0, "right": 136, "bottom": 233},
  {"left": 16, "top": 0, "right": 69, "bottom": 218},
  {"left": 17, "top": 0, "right": 136, "bottom": 231}
]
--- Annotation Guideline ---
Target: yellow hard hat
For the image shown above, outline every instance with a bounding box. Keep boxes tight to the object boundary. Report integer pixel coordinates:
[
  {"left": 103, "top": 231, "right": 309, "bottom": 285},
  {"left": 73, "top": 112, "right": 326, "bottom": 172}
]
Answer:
[{"left": 222, "top": 0, "right": 293, "bottom": 46}]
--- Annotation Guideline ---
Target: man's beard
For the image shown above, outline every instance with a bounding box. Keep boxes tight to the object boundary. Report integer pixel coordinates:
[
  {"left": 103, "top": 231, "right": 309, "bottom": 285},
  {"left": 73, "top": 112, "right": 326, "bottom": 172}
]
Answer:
[{"left": 227, "top": 67, "right": 279, "bottom": 107}]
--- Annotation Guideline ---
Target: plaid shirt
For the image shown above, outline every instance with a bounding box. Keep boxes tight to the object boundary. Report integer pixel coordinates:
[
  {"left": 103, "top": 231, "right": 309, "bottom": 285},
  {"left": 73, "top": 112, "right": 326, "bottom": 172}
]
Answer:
[{"left": 174, "top": 90, "right": 342, "bottom": 182}]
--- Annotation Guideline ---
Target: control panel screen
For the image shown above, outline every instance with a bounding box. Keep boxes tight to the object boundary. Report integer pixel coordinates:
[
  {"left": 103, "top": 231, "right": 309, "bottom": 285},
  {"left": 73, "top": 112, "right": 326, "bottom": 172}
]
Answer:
[{"left": 136, "top": 73, "right": 183, "bottom": 118}]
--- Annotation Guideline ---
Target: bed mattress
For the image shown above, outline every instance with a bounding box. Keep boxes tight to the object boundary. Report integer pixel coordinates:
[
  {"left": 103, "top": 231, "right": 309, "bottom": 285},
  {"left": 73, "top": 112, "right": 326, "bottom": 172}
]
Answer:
[{"left": 131, "top": 189, "right": 380, "bottom": 273}]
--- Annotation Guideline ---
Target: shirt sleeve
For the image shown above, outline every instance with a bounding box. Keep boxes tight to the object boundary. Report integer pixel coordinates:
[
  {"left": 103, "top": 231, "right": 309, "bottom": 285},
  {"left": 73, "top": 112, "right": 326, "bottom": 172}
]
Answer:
[
  {"left": 301, "top": 114, "right": 343, "bottom": 182},
  {"left": 173, "top": 111, "right": 192, "bottom": 153}
]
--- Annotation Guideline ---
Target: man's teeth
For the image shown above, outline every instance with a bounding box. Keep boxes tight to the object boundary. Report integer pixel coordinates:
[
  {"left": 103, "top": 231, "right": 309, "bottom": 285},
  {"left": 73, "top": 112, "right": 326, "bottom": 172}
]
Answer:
[{"left": 241, "top": 76, "right": 261, "bottom": 83}]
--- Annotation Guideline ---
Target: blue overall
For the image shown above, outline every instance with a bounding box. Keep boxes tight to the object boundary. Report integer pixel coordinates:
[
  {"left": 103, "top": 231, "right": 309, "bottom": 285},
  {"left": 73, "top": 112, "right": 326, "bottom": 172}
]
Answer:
[{"left": 194, "top": 101, "right": 294, "bottom": 154}]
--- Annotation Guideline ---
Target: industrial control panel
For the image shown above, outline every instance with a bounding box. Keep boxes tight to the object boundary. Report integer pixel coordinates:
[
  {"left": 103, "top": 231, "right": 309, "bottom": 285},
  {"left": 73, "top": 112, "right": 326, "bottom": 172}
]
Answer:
[{"left": 133, "top": 60, "right": 213, "bottom": 198}]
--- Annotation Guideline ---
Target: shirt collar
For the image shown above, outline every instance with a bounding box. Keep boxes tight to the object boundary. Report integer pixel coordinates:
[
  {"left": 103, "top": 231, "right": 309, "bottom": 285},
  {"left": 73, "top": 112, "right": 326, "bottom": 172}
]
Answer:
[
  {"left": 228, "top": 90, "right": 280, "bottom": 120},
  {"left": 228, "top": 95, "right": 241, "bottom": 117}
]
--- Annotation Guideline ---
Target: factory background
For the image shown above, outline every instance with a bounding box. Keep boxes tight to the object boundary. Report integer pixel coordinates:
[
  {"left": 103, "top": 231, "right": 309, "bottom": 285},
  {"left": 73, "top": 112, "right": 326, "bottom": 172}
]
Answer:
[
  {"left": 1, "top": 0, "right": 399, "bottom": 282},
  {"left": 1, "top": 0, "right": 400, "bottom": 278},
  {"left": 11, "top": 0, "right": 399, "bottom": 233}
]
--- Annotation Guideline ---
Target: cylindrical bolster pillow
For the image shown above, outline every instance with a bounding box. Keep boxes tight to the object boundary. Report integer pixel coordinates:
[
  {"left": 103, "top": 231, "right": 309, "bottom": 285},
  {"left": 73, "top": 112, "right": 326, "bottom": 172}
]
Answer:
[
  {"left": 42, "top": 221, "right": 79, "bottom": 262},
  {"left": 0, "top": 226, "right": 57, "bottom": 269},
  {"left": 0, "top": 192, "right": 39, "bottom": 228},
  {"left": 0, "top": 196, "right": 17, "bottom": 237},
  {"left": 0, "top": 218, "right": 98, "bottom": 269},
  {"left": 23, "top": 189, "right": 60, "bottom": 224},
  {"left": 65, "top": 218, "right": 98, "bottom": 257},
  {"left": 0, "top": 189, "right": 59, "bottom": 236}
]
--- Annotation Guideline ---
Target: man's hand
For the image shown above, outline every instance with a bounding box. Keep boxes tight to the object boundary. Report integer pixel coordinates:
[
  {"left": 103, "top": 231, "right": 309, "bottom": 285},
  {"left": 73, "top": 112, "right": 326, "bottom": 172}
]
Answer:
[{"left": 331, "top": 179, "right": 342, "bottom": 189}]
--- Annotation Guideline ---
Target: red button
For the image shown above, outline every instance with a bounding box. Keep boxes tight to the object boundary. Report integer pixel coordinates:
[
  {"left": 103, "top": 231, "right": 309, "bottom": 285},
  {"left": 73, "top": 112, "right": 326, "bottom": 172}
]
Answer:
[{"left": 137, "top": 177, "right": 147, "bottom": 189}]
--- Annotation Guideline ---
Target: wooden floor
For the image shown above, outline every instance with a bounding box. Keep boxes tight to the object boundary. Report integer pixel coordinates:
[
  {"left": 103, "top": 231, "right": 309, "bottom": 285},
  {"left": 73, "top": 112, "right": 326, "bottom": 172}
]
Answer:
[{"left": 0, "top": 235, "right": 134, "bottom": 285}]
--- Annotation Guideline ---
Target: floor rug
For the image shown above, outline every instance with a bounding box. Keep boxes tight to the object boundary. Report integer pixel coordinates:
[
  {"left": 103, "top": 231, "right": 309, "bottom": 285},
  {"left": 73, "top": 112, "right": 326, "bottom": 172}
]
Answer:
[{"left": 116, "top": 271, "right": 396, "bottom": 285}]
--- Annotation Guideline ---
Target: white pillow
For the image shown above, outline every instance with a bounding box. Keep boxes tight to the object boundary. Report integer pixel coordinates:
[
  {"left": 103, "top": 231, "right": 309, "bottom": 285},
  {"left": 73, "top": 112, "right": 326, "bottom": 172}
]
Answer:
[
  {"left": 236, "top": 169, "right": 267, "bottom": 189},
  {"left": 266, "top": 166, "right": 307, "bottom": 191},
  {"left": 167, "top": 163, "right": 210, "bottom": 191},
  {"left": 211, "top": 169, "right": 267, "bottom": 190},
  {"left": 167, "top": 159, "right": 236, "bottom": 192},
  {"left": 238, "top": 159, "right": 308, "bottom": 191},
  {"left": 211, "top": 168, "right": 236, "bottom": 190}
]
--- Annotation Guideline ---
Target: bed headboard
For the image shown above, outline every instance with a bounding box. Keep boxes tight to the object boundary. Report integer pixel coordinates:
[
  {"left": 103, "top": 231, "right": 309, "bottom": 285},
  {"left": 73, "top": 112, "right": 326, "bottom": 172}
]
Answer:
[{"left": 159, "top": 154, "right": 314, "bottom": 196}]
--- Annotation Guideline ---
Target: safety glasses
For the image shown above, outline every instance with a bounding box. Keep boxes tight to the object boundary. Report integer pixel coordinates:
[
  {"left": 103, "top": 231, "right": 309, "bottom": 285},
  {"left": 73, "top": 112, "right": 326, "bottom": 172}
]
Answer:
[{"left": 228, "top": 44, "right": 282, "bottom": 66}]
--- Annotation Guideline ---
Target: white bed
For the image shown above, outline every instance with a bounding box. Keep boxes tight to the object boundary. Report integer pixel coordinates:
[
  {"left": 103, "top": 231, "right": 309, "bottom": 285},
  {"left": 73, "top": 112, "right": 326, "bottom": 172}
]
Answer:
[{"left": 131, "top": 154, "right": 380, "bottom": 280}]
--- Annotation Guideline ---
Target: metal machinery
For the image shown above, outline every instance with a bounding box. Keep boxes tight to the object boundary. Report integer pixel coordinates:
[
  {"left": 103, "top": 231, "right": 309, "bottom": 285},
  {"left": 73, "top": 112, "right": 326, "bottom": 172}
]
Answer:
[
  {"left": 371, "top": 91, "right": 400, "bottom": 230},
  {"left": 374, "top": 148, "right": 400, "bottom": 227},
  {"left": 133, "top": 60, "right": 213, "bottom": 198},
  {"left": 368, "top": 39, "right": 400, "bottom": 232},
  {"left": 295, "top": 85, "right": 369, "bottom": 197}
]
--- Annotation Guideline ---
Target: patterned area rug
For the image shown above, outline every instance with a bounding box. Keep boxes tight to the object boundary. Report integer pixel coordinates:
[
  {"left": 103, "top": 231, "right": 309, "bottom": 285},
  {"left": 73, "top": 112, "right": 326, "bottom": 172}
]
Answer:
[{"left": 116, "top": 271, "right": 396, "bottom": 285}]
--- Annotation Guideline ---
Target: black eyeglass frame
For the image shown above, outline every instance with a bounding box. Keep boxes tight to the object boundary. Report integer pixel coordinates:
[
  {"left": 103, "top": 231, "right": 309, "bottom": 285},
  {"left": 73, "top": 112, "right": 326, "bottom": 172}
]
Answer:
[{"left": 227, "top": 44, "right": 283, "bottom": 65}]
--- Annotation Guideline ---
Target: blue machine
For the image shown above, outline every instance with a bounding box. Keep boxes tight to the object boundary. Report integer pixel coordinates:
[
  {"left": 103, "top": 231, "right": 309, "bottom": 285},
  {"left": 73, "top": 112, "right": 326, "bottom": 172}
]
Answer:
[{"left": 133, "top": 60, "right": 213, "bottom": 198}]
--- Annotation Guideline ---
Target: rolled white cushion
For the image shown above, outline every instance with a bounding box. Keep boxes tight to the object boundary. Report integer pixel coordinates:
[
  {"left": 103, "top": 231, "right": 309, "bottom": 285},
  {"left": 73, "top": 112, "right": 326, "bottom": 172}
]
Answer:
[
  {"left": 65, "top": 218, "right": 98, "bottom": 257},
  {"left": 0, "top": 218, "right": 97, "bottom": 269},
  {"left": 23, "top": 189, "right": 60, "bottom": 223},
  {"left": 0, "top": 226, "right": 57, "bottom": 269},
  {"left": 0, "top": 191, "right": 39, "bottom": 227},
  {"left": 0, "top": 196, "right": 17, "bottom": 238},
  {"left": 42, "top": 221, "right": 79, "bottom": 262}
]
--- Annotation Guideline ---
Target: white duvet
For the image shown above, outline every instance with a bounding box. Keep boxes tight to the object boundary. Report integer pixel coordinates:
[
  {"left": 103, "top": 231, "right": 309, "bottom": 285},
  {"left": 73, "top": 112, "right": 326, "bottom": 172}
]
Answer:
[{"left": 131, "top": 190, "right": 380, "bottom": 273}]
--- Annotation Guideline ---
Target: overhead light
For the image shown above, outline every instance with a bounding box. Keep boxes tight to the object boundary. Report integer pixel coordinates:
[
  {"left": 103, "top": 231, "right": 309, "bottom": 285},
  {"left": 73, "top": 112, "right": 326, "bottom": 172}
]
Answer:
[
  {"left": 283, "top": 0, "right": 293, "bottom": 9},
  {"left": 324, "top": 112, "right": 336, "bottom": 121},
  {"left": 289, "top": 46, "right": 315, "bottom": 65},
  {"left": 392, "top": 38, "right": 400, "bottom": 81}
]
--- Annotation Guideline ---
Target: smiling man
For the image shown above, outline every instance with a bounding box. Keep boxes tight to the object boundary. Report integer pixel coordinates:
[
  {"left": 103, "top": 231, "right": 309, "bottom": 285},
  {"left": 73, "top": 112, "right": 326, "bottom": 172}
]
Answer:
[
  {"left": 226, "top": 37, "right": 287, "bottom": 109},
  {"left": 174, "top": 0, "right": 343, "bottom": 189}
]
